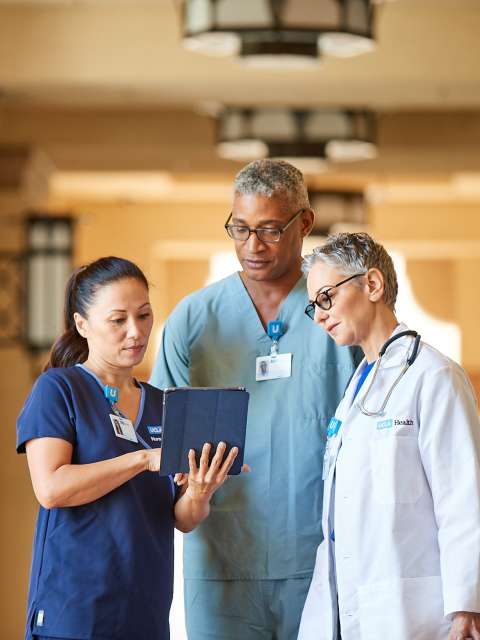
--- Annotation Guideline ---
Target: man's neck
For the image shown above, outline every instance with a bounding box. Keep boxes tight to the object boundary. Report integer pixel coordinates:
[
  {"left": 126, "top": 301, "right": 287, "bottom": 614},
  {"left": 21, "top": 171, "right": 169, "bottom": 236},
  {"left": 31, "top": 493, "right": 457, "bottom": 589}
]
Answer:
[{"left": 239, "top": 263, "right": 303, "bottom": 327}]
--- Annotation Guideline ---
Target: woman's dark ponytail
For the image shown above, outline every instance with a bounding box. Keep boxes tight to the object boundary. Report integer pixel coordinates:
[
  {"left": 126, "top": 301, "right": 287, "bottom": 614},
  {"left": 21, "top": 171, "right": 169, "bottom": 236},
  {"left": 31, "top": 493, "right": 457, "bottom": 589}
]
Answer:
[
  {"left": 44, "top": 269, "right": 89, "bottom": 370},
  {"left": 44, "top": 257, "right": 148, "bottom": 371}
]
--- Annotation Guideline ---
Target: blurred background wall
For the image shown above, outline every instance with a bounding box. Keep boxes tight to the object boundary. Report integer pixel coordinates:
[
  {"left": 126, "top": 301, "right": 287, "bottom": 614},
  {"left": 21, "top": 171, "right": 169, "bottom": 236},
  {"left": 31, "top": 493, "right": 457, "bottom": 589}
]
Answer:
[{"left": 1, "top": 0, "right": 480, "bottom": 637}]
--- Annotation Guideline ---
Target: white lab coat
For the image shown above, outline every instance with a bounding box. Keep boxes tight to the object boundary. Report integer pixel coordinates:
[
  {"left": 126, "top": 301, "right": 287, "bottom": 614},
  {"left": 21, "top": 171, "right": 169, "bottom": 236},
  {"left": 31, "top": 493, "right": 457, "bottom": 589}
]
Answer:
[{"left": 298, "top": 323, "right": 480, "bottom": 640}]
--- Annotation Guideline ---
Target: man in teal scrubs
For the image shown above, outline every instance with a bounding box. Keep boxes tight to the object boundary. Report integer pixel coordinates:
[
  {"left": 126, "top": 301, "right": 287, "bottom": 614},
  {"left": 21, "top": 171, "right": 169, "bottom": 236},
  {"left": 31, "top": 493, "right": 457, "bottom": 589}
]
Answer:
[{"left": 151, "top": 160, "right": 361, "bottom": 639}]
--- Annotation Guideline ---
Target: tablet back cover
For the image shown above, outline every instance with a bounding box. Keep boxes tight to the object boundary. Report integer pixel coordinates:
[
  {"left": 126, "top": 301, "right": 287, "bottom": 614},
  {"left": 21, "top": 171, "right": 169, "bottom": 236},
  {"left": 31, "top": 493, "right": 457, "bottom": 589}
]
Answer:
[{"left": 159, "top": 387, "right": 249, "bottom": 476}]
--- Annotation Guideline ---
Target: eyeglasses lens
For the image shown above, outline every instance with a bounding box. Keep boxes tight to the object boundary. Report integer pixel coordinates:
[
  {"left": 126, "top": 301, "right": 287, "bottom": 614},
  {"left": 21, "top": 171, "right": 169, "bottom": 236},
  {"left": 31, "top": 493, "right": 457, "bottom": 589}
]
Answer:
[
  {"left": 305, "top": 303, "right": 315, "bottom": 320},
  {"left": 317, "top": 292, "right": 332, "bottom": 311},
  {"left": 256, "top": 229, "right": 281, "bottom": 243},
  {"left": 226, "top": 226, "right": 281, "bottom": 243},
  {"left": 227, "top": 226, "right": 247, "bottom": 241}
]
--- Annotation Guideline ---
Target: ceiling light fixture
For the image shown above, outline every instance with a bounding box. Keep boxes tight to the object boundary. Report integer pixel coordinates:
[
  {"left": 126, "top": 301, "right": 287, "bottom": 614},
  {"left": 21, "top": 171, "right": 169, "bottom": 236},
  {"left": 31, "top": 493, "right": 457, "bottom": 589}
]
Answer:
[
  {"left": 179, "top": 0, "right": 385, "bottom": 67},
  {"left": 216, "top": 107, "right": 377, "bottom": 165},
  {"left": 309, "top": 190, "right": 367, "bottom": 235}
]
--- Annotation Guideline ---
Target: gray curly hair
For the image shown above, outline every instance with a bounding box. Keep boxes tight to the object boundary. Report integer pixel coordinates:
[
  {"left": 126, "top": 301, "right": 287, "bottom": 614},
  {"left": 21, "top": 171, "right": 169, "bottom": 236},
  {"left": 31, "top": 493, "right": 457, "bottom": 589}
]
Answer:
[
  {"left": 234, "top": 159, "right": 310, "bottom": 212},
  {"left": 302, "top": 232, "right": 398, "bottom": 310}
]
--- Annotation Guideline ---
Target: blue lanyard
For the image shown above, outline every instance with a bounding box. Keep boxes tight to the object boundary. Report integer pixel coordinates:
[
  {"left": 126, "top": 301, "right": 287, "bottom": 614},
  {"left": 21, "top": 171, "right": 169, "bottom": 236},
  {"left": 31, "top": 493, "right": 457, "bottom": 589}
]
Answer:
[
  {"left": 105, "top": 384, "right": 175, "bottom": 497},
  {"left": 104, "top": 385, "right": 123, "bottom": 417},
  {"left": 77, "top": 365, "right": 175, "bottom": 496},
  {"left": 103, "top": 384, "right": 151, "bottom": 450},
  {"left": 267, "top": 320, "right": 285, "bottom": 355}
]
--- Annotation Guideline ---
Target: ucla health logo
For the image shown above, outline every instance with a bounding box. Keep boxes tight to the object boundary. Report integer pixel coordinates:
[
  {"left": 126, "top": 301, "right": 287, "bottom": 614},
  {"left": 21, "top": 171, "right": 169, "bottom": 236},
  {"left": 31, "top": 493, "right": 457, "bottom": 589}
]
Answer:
[
  {"left": 147, "top": 426, "right": 162, "bottom": 435},
  {"left": 377, "top": 419, "right": 393, "bottom": 430},
  {"left": 327, "top": 417, "right": 342, "bottom": 438}
]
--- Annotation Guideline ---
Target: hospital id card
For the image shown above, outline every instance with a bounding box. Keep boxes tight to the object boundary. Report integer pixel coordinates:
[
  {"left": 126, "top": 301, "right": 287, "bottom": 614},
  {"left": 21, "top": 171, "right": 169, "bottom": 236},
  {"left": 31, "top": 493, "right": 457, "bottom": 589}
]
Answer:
[
  {"left": 109, "top": 414, "right": 138, "bottom": 443},
  {"left": 255, "top": 353, "right": 292, "bottom": 381}
]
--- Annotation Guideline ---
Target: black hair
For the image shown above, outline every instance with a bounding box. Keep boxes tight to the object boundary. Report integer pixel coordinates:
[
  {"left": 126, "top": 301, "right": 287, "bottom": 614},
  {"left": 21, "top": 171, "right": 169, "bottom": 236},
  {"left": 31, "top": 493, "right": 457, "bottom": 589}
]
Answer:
[{"left": 44, "top": 256, "right": 149, "bottom": 371}]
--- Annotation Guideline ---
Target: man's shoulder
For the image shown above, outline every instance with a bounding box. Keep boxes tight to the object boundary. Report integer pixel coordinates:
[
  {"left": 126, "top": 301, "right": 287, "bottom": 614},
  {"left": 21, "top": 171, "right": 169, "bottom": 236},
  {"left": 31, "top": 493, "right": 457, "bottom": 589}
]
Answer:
[
  {"left": 170, "top": 273, "right": 239, "bottom": 318},
  {"left": 186, "top": 272, "right": 238, "bottom": 300}
]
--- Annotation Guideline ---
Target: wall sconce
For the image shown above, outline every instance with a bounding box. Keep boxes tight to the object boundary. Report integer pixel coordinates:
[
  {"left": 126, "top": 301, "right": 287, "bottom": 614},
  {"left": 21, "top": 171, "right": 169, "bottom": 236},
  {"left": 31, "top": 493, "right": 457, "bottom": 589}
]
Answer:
[
  {"left": 216, "top": 107, "right": 377, "bottom": 165},
  {"left": 25, "top": 216, "right": 74, "bottom": 351},
  {"left": 0, "top": 251, "right": 24, "bottom": 346},
  {"left": 179, "top": 0, "right": 385, "bottom": 67}
]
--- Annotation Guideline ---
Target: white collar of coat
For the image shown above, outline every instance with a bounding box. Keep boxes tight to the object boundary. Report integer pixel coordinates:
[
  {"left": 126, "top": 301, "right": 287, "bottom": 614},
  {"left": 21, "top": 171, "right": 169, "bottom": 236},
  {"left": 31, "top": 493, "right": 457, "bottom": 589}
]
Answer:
[
  {"left": 341, "top": 321, "right": 419, "bottom": 417},
  {"left": 350, "top": 321, "right": 418, "bottom": 387},
  {"left": 378, "top": 321, "right": 420, "bottom": 369}
]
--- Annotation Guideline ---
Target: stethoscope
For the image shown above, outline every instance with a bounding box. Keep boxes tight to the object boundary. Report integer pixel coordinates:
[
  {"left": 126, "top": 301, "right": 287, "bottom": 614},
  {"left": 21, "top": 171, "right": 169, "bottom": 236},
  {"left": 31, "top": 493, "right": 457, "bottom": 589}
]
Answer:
[{"left": 358, "top": 330, "right": 421, "bottom": 417}]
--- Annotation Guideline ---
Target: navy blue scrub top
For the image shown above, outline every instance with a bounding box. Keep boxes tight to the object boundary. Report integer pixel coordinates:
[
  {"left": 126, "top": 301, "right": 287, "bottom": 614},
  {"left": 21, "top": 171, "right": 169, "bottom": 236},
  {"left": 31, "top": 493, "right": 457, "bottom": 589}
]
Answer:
[{"left": 17, "top": 365, "right": 175, "bottom": 640}]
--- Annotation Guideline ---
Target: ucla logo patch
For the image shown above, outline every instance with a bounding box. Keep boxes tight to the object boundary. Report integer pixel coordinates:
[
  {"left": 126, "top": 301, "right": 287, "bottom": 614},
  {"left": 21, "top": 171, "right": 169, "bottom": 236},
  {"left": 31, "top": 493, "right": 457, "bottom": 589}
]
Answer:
[
  {"left": 147, "top": 425, "right": 162, "bottom": 435},
  {"left": 104, "top": 385, "right": 118, "bottom": 403},
  {"left": 327, "top": 417, "right": 342, "bottom": 438},
  {"left": 377, "top": 419, "right": 393, "bottom": 430}
]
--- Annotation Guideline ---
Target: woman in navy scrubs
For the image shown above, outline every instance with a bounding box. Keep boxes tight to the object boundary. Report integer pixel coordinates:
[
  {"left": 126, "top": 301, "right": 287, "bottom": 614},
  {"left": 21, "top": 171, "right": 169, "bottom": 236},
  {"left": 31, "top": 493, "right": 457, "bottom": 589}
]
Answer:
[{"left": 17, "top": 256, "right": 238, "bottom": 640}]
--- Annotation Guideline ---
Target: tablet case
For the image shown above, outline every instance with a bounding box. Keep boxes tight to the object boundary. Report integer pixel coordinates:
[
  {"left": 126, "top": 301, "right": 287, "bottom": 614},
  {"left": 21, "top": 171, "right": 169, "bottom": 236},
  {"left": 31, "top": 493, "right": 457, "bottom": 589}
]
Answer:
[{"left": 158, "top": 387, "right": 249, "bottom": 476}]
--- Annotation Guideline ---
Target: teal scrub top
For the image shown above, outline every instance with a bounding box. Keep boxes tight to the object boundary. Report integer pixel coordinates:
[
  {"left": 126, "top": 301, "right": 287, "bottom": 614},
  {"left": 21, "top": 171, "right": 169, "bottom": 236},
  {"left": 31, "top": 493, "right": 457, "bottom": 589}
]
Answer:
[{"left": 150, "top": 273, "right": 361, "bottom": 580}]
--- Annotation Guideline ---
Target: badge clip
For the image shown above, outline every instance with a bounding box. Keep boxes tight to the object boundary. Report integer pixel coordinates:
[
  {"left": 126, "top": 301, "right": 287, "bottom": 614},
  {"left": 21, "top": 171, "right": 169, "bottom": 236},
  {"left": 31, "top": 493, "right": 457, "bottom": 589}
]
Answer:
[{"left": 104, "top": 385, "right": 119, "bottom": 405}]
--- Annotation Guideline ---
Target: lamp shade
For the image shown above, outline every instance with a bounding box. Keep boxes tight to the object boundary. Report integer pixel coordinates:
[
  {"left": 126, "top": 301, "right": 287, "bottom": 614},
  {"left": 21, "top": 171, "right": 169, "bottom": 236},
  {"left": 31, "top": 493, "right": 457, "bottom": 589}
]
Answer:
[
  {"left": 309, "top": 190, "right": 367, "bottom": 235},
  {"left": 216, "top": 107, "right": 377, "bottom": 164},
  {"left": 180, "top": 0, "right": 379, "bottom": 65},
  {"left": 25, "top": 216, "right": 73, "bottom": 351}
]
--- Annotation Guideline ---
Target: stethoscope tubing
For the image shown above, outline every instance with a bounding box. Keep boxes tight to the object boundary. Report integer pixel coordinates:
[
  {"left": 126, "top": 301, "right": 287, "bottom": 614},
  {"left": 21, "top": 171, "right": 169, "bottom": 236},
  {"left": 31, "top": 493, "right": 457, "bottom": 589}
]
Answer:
[{"left": 358, "top": 330, "right": 421, "bottom": 417}]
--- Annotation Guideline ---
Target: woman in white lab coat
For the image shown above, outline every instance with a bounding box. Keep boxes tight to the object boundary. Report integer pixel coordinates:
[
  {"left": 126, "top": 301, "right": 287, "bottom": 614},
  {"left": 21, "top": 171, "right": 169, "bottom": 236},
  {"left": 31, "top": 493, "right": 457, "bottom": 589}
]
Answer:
[{"left": 298, "top": 232, "right": 480, "bottom": 640}]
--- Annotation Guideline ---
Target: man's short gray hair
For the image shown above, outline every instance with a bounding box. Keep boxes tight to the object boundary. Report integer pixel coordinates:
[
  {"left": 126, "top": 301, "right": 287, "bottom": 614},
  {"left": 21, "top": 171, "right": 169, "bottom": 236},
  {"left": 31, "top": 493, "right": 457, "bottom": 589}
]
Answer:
[
  {"left": 234, "top": 159, "right": 310, "bottom": 212},
  {"left": 302, "top": 232, "right": 398, "bottom": 309}
]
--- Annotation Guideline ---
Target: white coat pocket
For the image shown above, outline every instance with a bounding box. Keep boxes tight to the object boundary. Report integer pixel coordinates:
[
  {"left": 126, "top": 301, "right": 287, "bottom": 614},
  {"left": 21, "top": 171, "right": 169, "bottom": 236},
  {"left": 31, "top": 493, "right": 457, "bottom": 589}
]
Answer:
[
  {"left": 371, "top": 435, "right": 424, "bottom": 505},
  {"left": 357, "top": 576, "right": 449, "bottom": 640}
]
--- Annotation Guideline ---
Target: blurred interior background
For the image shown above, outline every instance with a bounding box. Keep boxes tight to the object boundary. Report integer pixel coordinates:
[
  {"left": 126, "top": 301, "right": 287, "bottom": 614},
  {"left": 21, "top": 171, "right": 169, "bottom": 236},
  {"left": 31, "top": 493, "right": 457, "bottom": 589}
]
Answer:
[{"left": 1, "top": 0, "right": 480, "bottom": 637}]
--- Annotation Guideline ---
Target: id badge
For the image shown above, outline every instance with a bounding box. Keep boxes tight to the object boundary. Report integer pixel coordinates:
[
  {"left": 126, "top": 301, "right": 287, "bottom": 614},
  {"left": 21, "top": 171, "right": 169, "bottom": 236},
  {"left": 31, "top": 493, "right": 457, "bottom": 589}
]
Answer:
[
  {"left": 255, "top": 353, "right": 292, "bottom": 381},
  {"left": 110, "top": 414, "right": 138, "bottom": 443}
]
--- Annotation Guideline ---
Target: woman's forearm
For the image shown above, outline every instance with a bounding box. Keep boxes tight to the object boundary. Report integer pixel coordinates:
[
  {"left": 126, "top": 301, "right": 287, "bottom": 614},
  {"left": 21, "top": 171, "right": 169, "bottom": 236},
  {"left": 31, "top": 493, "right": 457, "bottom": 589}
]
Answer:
[{"left": 35, "top": 450, "right": 149, "bottom": 509}]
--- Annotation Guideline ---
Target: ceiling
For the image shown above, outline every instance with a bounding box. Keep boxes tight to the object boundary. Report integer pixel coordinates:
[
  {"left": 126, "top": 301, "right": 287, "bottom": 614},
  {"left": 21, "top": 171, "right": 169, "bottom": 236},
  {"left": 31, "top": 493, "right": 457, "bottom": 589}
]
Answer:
[{"left": 0, "top": 0, "right": 479, "bottom": 110}]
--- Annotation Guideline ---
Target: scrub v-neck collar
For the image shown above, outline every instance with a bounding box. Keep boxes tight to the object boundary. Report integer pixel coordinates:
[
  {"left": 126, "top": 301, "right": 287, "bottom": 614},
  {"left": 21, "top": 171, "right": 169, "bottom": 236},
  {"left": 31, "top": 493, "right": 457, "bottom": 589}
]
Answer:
[
  {"left": 231, "top": 271, "right": 305, "bottom": 343},
  {"left": 76, "top": 363, "right": 146, "bottom": 429}
]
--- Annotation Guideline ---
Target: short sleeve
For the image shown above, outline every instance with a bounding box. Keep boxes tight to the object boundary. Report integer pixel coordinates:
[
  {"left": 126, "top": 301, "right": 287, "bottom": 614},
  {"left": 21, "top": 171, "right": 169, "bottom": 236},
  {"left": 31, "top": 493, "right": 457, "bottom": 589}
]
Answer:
[{"left": 16, "top": 370, "right": 77, "bottom": 454}]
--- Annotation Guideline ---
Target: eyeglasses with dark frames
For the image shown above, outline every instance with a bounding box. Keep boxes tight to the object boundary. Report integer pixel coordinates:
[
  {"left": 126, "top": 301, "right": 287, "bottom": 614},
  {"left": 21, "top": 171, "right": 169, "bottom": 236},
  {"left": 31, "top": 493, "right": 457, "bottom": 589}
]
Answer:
[
  {"left": 304, "top": 273, "right": 366, "bottom": 320},
  {"left": 224, "top": 208, "right": 305, "bottom": 244}
]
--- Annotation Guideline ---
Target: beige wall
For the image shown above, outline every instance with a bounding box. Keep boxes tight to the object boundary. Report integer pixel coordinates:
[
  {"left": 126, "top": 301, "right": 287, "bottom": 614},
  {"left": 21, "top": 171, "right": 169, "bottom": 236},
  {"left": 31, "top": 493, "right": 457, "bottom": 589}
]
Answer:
[
  {"left": 0, "top": 150, "right": 53, "bottom": 637},
  {"left": 370, "top": 198, "right": 480, "bottom": 382},
  {"left": 1, "top": 347, "right": 38, "bottom": 640},
  {"left": 405, "top": 260, "right": 455, "bottom": 324}
]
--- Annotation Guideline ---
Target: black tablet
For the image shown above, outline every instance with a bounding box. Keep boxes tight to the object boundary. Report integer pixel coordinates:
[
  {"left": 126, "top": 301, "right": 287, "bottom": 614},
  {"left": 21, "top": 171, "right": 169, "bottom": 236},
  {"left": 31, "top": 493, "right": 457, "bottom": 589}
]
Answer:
[{"left": 158, "top": 387, "right": 249, "bottom": 476}]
